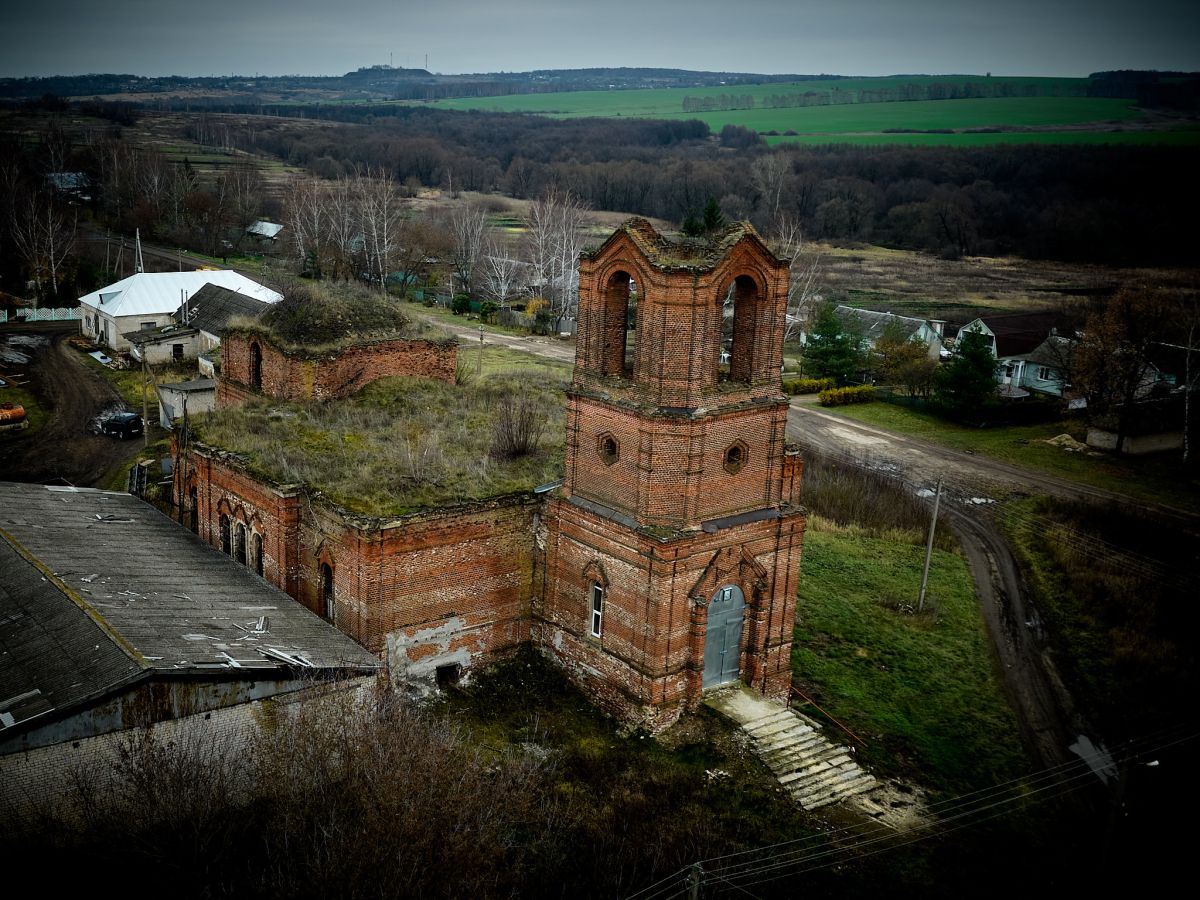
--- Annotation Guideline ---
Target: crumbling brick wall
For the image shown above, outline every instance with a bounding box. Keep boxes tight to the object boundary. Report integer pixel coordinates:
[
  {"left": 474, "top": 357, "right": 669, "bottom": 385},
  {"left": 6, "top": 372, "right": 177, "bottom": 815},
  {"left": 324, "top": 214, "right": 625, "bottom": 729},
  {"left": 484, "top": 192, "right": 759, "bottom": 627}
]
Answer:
[{"left": 219, "top": 332, "right": 457, "bottom": 406}]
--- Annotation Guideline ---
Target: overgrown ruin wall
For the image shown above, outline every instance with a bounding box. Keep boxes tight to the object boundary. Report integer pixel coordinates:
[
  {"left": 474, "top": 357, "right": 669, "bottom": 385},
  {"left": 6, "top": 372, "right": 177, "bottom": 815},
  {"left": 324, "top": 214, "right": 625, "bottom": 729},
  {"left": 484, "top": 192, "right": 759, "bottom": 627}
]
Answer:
[
  {"left": 182, "top": 450, "right": 536, "bottom": 691},
  {"left": 219, "top": 332, "right": 457, "bottom": 406}
]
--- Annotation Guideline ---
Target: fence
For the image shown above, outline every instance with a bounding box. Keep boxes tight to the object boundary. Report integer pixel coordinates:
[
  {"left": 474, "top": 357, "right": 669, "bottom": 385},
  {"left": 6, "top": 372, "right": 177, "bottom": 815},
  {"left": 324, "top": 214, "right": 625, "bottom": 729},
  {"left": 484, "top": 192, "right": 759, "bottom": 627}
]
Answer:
[{"left": 3, "top": 307, "right": 82, "bottom": 323}]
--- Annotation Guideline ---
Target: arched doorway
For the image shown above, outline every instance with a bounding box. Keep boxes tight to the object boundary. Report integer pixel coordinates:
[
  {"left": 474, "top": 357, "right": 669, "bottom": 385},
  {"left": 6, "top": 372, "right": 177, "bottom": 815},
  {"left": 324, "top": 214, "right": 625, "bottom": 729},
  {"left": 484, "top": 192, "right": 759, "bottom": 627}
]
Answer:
[
  {"left": 703, "top": 584, "right": 745, "bottom": 689},
  {"left": 234, "top": 522, "right": 247, "bottom": 565},
  {"left": 252, "top": 532, "right": 264, "bottom": 576},
  {"left": 219, "top": 515, "right": 231, "bottom": 555}
]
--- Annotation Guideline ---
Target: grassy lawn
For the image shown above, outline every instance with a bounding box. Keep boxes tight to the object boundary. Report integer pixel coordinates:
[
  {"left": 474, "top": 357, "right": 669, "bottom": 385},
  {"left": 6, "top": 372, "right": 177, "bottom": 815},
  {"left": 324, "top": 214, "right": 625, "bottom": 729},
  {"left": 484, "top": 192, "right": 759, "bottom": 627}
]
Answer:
[
  {"left": 0, "top": 382, "right": 47, "bottom": 436},
  {"left": 411, "top": 301, "right": 532, "bottom": 338},
  {"left": 816, "top": 400, "right": 1200, "bottom": 510},
  {"left": 75, "top": 349, "right": 197, "bottom": 410},
  {"left": 794, "top": 525, "right": 1027, "bottom": 796}
]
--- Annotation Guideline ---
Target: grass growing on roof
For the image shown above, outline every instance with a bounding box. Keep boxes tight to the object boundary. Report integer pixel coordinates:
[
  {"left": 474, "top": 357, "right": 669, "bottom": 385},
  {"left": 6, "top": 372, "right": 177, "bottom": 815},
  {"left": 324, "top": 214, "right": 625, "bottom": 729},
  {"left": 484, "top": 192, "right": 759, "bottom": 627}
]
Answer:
[
  {"left": 228, "top": 281, "right": 450, "bottom": 355},
  {"left": 192, "top": 373, "right": 565, "bottom": 517}
]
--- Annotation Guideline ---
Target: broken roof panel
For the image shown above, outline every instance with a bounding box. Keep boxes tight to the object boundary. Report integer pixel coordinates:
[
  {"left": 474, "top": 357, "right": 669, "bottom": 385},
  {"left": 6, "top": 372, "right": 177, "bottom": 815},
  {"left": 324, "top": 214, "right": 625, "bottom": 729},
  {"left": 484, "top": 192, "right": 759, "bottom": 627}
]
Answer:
[
  {"left": 175, "top": 282, "right": 272, "bottom": 337},
  {"left": 0, "top": 483, "right": 380, "bottom": 679}
]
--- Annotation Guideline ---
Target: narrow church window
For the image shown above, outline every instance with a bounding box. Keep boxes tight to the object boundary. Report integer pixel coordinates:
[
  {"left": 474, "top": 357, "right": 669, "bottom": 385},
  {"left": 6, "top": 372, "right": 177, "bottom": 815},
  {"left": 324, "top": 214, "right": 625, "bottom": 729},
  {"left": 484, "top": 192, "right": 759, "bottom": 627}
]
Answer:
[
  {"left": 321, "top": 563, "right": 335, "bottom": 622},
  {"left": 247, "top": 343, "right": 261, "bottom": 388},
  {"left": 219, "top": 515, "right": 231, "bottom": 555},
  {"left": 252, "top": 531, "right": 264, "bottom": 576},
  {"left": 723, "top": 275, "right": 761, "bottom": 384},
  {"left": 234, "top": 522, "right": 247, "bottom": 565},
  {"left": 590, "top": 582, "right": 604, "bottom": 637},
  {"left": 188, "top": 487, "right": 198, "bottom": 534}
]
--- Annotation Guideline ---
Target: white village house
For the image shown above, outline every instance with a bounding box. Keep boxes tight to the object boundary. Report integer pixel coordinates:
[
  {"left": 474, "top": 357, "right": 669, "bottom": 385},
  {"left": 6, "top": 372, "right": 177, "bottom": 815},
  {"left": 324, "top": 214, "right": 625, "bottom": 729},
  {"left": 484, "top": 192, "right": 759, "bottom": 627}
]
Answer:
[{"left": 78, "top": 271, "right": 282, "bottom": 352}]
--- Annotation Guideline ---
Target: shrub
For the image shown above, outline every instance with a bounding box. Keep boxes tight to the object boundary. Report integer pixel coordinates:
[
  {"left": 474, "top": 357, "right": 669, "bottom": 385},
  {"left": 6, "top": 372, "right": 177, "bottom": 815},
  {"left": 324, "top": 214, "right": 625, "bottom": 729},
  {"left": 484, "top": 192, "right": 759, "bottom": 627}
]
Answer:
[
  {"left": 451, "top": 294, "right": 470, "bottom": 315},
  {"left": 818, "top": 385, "right": 875, "bottom": 406},
  {"left": 479, "top": 300, "right": 499, "bottom": 322},
  {"left": 784, "top": 377, "right": 836, "bottom": 395}
]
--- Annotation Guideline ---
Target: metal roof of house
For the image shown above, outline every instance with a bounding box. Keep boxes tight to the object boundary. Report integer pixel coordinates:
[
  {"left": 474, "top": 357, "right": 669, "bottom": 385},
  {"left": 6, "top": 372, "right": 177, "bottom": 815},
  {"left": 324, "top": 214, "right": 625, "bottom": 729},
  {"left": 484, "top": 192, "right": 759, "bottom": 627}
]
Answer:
[
  {"left": 834, "top": 306, "right": 932, "bottom": 343},
  {"left": 158, "top": 379, "right": 216, "bottom": 394},
  {"left": 122, "top": 323, "right": 199, "bottom": 345},
  {"left": 79, "top": 271, "right": 282, "bottom": 319},
  {"left": 246, "top": 220, "right": 284, "bottom": 239},
  {"left": 0, "top": 483, "right": 379, "bottom": 736},
  {"left": 175, "top": 282, "right": 272, "bottom": 337},
  {"left": 962, "top": 311, "right": 1077, "bottom": 358}
]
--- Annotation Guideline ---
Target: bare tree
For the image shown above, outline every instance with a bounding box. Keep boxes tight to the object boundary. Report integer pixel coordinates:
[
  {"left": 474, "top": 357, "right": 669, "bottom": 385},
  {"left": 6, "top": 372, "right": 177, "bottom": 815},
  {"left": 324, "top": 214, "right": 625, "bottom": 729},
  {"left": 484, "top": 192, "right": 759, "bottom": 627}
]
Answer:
[
  {"left": 10, "top": 188, "right": 76, "bottom": 304},
  {"left": 752, "top": 153, "right": 790, "bottom": 224},
  {"left": 356, "top": 167, "right": 402, "bottom": 291},
  {"left": 769, "top": 214, "right": 823, "bottom": 346},
  {"left": 448, "top": 205, "right": 488, "bottom": 298},
  {"left": 522, "top": 188, "right": 588, "bottom": 321},
  {"left": 482, "top": 234, "right": 524, "bottom": 310}
]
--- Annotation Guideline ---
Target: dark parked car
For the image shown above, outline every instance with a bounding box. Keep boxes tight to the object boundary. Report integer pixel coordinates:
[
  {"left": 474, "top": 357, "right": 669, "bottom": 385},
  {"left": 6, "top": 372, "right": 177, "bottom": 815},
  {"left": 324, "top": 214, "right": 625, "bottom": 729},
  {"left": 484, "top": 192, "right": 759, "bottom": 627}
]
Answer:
[{"left": 100, "top": 412, "right": 143, "bottom": 439}]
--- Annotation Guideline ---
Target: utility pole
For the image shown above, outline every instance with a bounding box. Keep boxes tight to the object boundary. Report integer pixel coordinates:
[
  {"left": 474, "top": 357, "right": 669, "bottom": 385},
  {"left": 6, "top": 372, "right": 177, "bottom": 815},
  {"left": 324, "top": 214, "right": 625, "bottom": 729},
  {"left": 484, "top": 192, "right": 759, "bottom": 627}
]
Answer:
[
  {"left": 141, "top": 352, "right": 150, "bottom": 449},
  {"left": 918, "top": 479, "right": 942, "bottom": 612},
  {"left": 687, "top": 863, "right": 704, "bottom": 900},
  {"left": 477, "top": 325, "right": 484, "bottom": 376}
]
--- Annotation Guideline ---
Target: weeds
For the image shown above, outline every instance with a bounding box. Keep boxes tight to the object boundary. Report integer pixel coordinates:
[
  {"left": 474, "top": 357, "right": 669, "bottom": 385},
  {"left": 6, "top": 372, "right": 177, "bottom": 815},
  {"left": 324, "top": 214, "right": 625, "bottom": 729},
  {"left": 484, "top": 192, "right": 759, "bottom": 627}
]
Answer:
[
  {"left": 801, "top": 447, "right": 955, "bottom": 550},
  {"left": 193, "top": 373, "right": 566, "bottom": 516}
]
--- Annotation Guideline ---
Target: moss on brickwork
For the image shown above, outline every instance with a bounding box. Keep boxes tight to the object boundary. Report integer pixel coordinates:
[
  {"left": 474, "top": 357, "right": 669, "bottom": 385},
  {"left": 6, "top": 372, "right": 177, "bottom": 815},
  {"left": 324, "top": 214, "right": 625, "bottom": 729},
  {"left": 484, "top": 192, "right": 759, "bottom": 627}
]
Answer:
[
  {"left": 193, "top": 374, "right": 565, "bottom": 516},
  {"left": 227, "top": 281, "right": 451, "bottom": 356}
]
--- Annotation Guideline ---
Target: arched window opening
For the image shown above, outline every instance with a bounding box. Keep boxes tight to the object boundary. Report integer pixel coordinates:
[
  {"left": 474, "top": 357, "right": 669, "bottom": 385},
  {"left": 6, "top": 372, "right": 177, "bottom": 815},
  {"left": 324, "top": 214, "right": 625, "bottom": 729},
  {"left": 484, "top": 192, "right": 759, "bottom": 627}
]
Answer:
[
  {"left": 252, "top": 532, "right": 264, "bottom": 576},
  {"left": 600, "top": 271, "right": 636, "bottom": 376},
  {"left": 234, "top": 522, "right": 247, "bottom": 565},
  {"left": 219, "top": 515, "right": 231, "bottom": 555},
  {"left": 589, "top": 582, "right": 604, "bottom": 637},
  {"left": 320, "top": 563, "right": 335, "bottom": 622},
  {"left": 249, "top": 342, "right": 262, "bottom": 391},
  {"left": 720, "top": 276, "right": 761, "bottom": 384}
]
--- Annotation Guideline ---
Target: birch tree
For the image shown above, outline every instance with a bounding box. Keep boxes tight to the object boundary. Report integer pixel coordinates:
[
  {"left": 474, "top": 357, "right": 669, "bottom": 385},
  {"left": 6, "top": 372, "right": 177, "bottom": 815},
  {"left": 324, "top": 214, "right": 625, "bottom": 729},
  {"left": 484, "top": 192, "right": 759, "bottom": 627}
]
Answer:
[
  {"left": 769, "top": 214, "right": 823, "bottom": 345},
  {"left": 10, "top": 188, "right": 76, "bottom": 305},
  {"left": 522, "top": 188, "right": 588, "bottom": 321},
  {"left": 356, "top": 167, "right": 402, "bottom": 291},
  {"left": 482, "top": 235, "right": 524, "bottom": 310},
  {"left": 448, "top": 205, "right": 488, "bottom": 298}
]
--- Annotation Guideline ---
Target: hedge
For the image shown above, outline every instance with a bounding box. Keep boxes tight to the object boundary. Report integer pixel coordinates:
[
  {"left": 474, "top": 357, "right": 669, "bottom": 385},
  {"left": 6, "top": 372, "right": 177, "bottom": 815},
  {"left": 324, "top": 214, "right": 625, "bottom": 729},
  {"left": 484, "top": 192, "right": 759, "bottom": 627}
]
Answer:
[
  {"left": 783, "top": 377, "right": 836, "bottom": 395},
  {"left": 818, "top": 385, "right": 876, "bottom": 407}
]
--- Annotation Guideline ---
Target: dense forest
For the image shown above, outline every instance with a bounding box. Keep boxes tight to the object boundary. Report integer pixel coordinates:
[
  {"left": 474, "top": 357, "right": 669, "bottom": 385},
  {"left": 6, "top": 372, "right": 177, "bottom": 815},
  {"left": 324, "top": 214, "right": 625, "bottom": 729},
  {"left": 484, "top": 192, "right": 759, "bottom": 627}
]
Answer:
[
  {"left": 181, "top": 103, "right": 1197, "bottom": 265},
  {"left": 1, "top": 91, "right": 1197, "bottom": 307}
]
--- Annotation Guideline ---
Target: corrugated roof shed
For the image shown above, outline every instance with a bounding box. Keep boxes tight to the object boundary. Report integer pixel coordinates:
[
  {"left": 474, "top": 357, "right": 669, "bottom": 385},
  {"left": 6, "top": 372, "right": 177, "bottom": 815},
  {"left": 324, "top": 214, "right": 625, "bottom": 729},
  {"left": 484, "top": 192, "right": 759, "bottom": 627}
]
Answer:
[
  {"left": 0, "top": 484, "right": 379, "bottom": 734},
  {"left": 834, "top": 306, "right": 929, "bottom": 342},
  {"left": 246, "top": 220, "right": 284, "bottom": 239},
  {"left": 79, "top": 271, "right": 282, "bottom": 318}
]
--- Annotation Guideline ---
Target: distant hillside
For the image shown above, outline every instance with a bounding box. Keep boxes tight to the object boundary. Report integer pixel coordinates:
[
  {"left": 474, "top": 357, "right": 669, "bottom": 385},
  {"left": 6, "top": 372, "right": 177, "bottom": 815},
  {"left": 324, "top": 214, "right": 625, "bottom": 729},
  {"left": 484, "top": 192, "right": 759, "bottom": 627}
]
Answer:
[{"left": 0, "top": 66, "right": 831, "bottom": 103}]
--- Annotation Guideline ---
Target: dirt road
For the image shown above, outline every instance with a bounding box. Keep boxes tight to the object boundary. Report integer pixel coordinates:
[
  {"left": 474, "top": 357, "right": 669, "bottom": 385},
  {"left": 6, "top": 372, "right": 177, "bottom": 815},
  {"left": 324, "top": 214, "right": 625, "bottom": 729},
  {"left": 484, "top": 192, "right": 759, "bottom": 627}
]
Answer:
[{"left": 0, "top": 322, "right": 145, "bottom": 487}]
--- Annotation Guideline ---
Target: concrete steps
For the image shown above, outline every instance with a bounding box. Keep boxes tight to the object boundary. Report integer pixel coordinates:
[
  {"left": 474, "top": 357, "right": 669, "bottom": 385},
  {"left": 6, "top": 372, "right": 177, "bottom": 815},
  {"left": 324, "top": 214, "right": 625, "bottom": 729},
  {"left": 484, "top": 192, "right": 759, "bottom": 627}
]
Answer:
[{"left": 707, "top": 687, "right": 877, "bottom": 811}]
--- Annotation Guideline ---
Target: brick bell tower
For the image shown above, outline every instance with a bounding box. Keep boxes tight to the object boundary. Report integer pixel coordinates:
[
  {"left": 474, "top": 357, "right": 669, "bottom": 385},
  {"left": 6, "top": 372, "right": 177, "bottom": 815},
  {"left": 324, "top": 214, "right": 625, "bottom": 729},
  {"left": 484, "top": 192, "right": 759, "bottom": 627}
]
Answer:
[{"left": 540, "top": 218, "right": 807, "bottom": 730}]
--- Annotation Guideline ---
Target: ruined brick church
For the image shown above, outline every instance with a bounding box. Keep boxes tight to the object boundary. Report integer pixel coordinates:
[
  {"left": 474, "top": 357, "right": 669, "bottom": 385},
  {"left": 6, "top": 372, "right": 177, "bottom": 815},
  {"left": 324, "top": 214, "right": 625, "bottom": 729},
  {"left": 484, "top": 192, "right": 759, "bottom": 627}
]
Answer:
[{"left": 179, "top": 219, "right": 806, "bottom": 729}]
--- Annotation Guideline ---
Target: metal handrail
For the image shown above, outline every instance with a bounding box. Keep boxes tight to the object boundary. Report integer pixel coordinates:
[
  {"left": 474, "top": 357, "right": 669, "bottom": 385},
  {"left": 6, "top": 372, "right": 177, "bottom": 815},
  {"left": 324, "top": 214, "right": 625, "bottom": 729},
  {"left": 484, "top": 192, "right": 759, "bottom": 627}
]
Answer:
[{"left": 788, "top": 684, "right": 867, "bottom": 747}]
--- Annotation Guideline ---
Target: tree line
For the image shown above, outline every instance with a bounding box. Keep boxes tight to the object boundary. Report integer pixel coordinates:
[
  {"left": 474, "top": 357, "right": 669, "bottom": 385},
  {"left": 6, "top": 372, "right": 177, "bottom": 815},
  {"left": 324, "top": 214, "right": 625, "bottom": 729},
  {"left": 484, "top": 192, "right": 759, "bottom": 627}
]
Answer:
[{"left": 157, "top": 103, "right": 1193, "bottom": 266}]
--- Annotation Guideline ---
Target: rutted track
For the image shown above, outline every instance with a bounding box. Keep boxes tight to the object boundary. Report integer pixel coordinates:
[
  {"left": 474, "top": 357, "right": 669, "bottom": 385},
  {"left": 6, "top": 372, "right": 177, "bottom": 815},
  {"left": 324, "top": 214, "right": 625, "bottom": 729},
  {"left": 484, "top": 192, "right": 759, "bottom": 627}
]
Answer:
[
  {"left": 0, "top": 322, "right": 143, "bottom": 487},
  {"left": 787, "top": 401, "right": 1198, "bottom": 773}
]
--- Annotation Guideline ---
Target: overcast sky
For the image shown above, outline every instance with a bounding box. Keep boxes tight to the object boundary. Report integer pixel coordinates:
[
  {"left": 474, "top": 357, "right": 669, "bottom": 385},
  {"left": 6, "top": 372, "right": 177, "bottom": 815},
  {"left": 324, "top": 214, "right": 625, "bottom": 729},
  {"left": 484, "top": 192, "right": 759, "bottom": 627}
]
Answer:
[{"left": 3, "top": 0, "right": 1198, "bottom": 79}]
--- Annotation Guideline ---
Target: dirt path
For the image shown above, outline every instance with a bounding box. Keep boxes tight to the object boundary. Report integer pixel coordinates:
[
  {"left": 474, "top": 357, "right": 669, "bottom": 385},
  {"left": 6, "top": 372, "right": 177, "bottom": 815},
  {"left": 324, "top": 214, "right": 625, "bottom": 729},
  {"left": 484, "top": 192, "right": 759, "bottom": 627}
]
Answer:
[
  {"left": 0, "top": 323, "right": 145, "bottom": 487},
  {"left": 787, "top": 402, "right": 1199, "bottom": 773}
]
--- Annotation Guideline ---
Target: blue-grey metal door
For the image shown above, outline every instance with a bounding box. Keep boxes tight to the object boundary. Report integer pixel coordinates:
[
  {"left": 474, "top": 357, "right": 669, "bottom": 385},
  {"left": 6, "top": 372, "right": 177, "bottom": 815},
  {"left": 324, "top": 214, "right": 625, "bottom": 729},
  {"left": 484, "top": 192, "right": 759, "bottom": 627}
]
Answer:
[{"left": 703, "top": 585, "right": 745, "bottom": 689}]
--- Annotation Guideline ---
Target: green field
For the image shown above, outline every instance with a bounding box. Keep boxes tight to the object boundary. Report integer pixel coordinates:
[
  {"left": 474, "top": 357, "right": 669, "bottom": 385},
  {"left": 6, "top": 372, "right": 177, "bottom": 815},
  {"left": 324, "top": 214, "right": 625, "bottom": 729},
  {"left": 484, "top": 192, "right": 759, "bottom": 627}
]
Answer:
[{"left": 419, "top": 74, "right": 1198, "bottom": 145}]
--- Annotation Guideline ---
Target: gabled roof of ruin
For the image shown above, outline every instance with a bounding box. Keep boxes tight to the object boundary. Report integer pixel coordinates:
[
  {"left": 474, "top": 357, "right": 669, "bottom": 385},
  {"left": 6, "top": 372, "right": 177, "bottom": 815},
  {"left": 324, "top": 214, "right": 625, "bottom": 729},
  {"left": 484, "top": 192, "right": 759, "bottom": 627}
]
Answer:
[
  {"left": 175, "top": 282, "right": 273, "bottom": 337},
  {"left": 582, "top": 217, "right": 783, "bottom": 273},
  {"left": 0, "top": 482, "right": 380, "bottom": 739}
]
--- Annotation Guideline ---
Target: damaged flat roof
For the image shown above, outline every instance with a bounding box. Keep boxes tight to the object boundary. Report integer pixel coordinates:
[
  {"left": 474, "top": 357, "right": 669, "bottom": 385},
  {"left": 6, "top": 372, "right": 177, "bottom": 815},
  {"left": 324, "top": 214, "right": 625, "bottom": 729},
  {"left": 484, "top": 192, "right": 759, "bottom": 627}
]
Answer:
[{"left": 0, "top": 482, "right": 380, "bottom": 733}]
